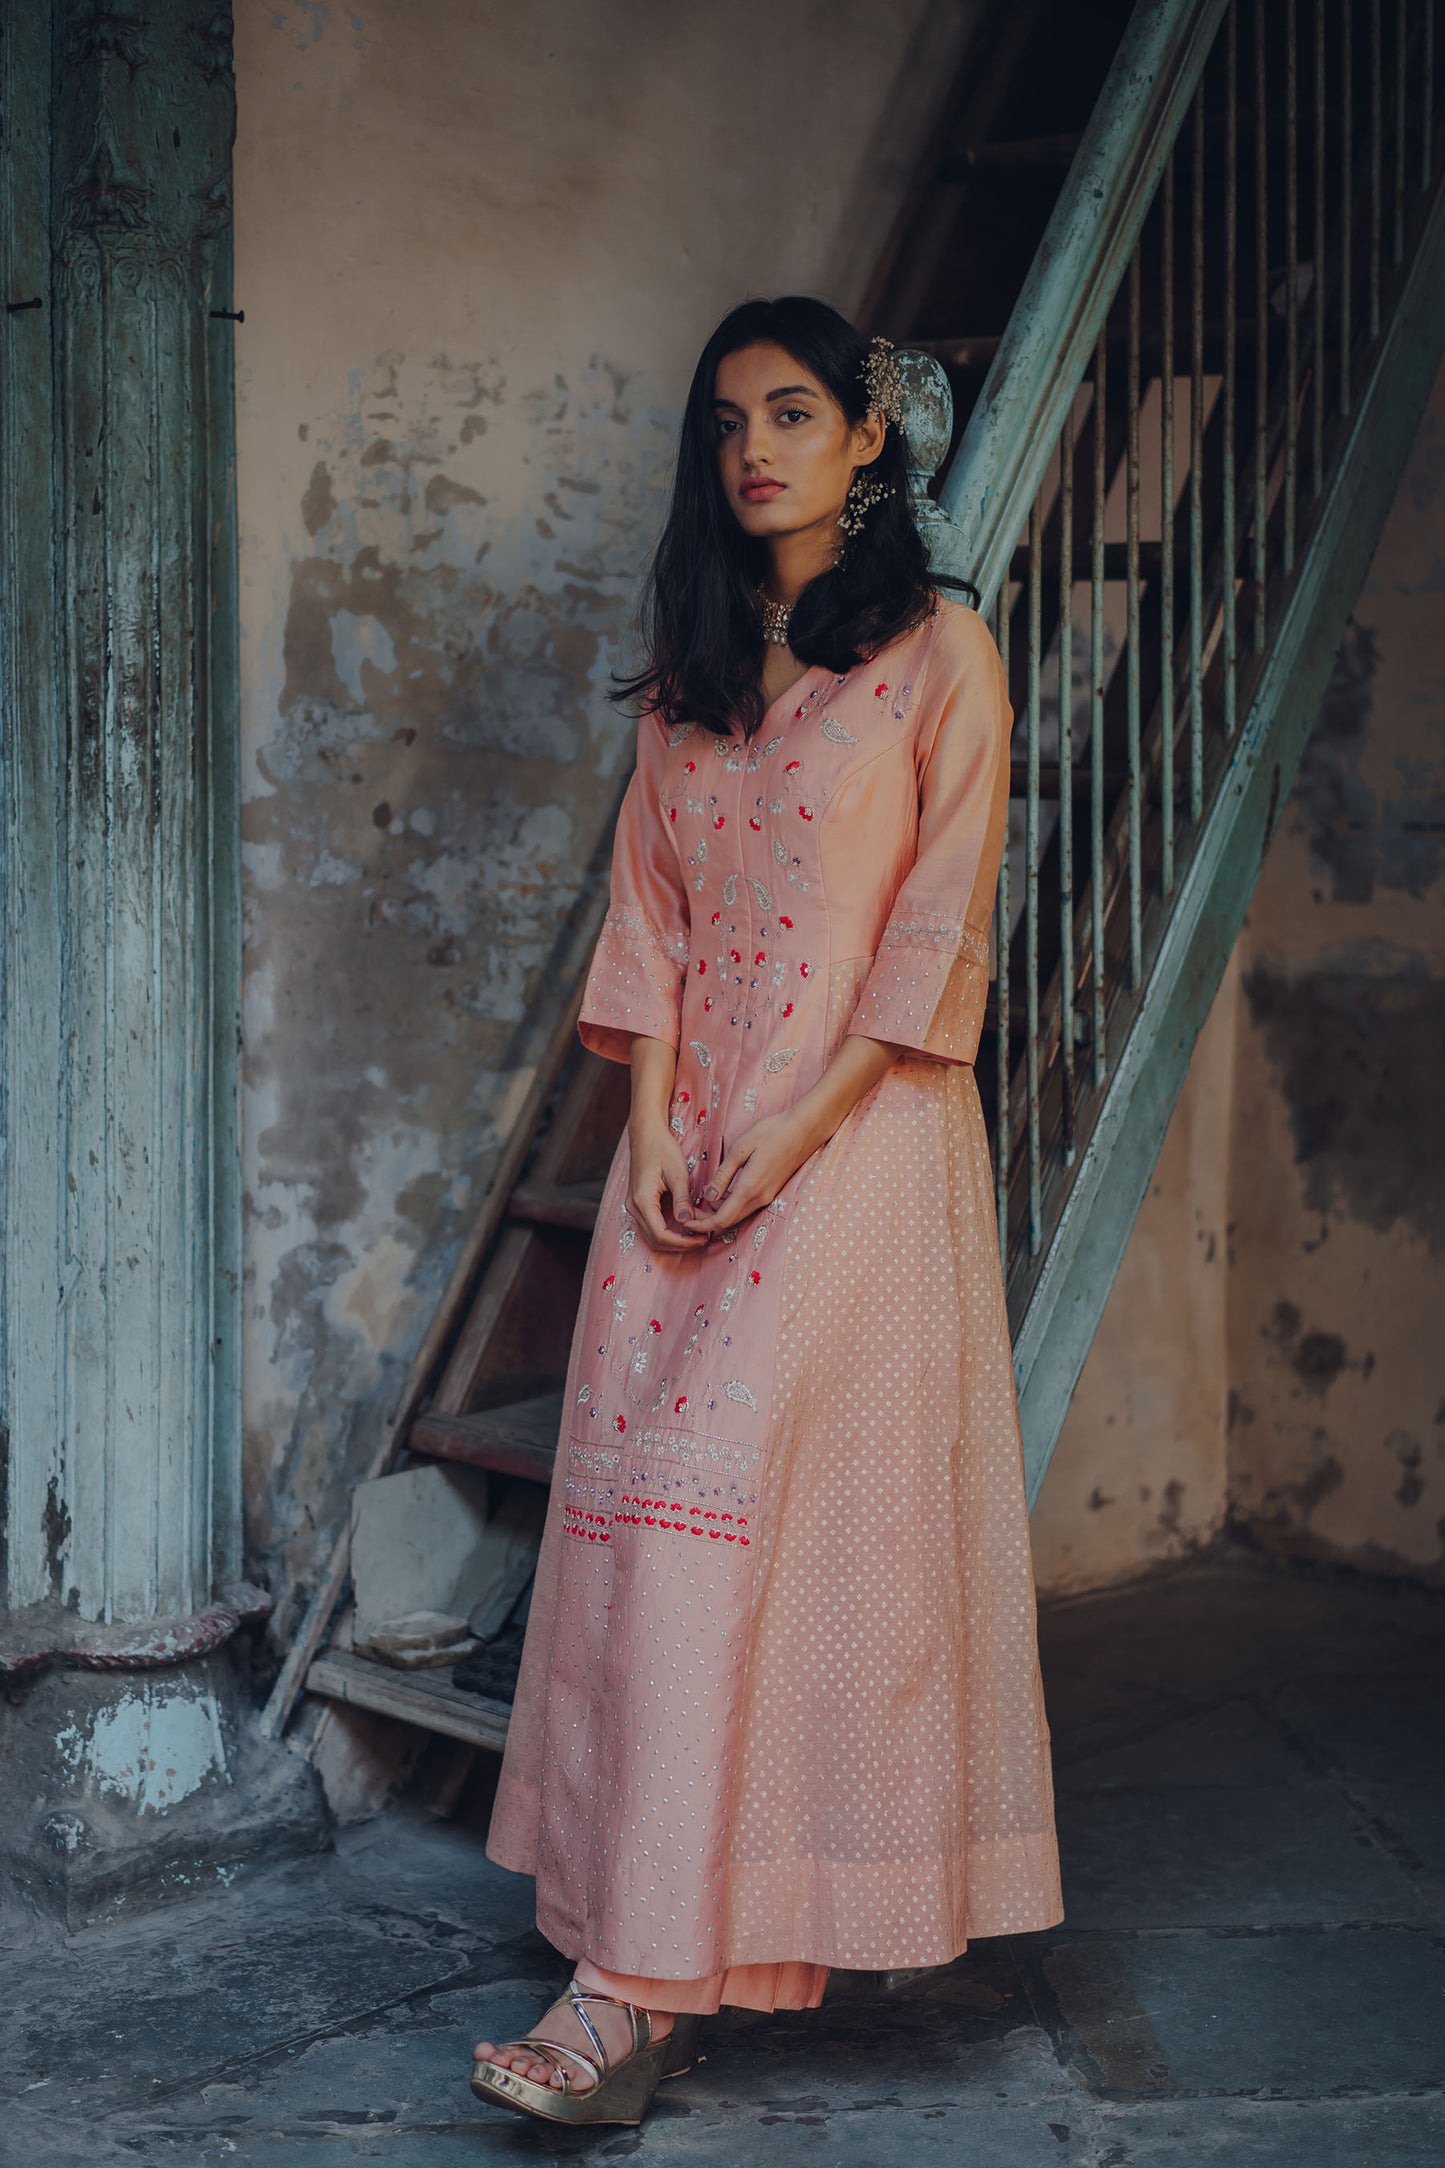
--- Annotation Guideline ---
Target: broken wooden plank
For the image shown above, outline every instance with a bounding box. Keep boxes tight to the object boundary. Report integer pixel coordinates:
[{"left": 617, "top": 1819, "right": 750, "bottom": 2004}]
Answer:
[
  {"left": 306, "top": 1649, "right": 512, "bottom": 1753},
  {"left": 506, "top": 1177, "right": 604, "bottom": 1231},
  {"left": 408, "top": 1392, "right": 563, "bottom": 1485}
]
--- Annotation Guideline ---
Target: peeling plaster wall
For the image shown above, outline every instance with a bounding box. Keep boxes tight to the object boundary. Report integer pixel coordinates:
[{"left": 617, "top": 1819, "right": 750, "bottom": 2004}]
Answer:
[
  {"left": 1225, "top": 356, "right": 1445, "bottom": 1583},
  {"left": 1030, "top": 964, "right": 1239, "bottom": 1597},
  {"left": 233, "top": 0, "right": 975, "bottom": 1647}
]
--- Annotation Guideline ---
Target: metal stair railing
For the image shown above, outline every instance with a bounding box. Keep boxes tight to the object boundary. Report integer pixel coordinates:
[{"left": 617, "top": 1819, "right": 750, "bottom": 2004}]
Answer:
[{"left": 920, "top": 0, "right": 1445, "bottom": 1501}]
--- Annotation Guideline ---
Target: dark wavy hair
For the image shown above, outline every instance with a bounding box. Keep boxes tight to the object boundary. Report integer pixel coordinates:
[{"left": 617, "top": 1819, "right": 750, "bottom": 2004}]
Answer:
[{"left": 613, "top": 295, "right": 977, "bottom": 739}]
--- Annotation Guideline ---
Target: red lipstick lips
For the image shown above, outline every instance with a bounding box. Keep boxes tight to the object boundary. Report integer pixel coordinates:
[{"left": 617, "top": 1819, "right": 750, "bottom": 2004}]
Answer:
[{"left": 740, "top": 478, "right": 784, "bottom": 501}]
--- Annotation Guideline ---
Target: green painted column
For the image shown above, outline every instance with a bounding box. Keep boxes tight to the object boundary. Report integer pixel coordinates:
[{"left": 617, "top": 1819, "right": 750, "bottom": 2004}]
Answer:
[
  {"left": 1, "top": 0, "right": 241, "bottom": 1628},
  {"left": 0, "top": 5, "right": 307, "bottom": 1925}
]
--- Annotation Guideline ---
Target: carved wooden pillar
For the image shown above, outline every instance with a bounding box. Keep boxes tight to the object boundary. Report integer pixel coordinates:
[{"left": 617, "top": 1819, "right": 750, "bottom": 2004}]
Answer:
[
  {"left": 0, "top": 5, "right": 309, "bottom": 1923},
  {"left": 2, "top": 0, "right": 240, "bottom": 1626}
]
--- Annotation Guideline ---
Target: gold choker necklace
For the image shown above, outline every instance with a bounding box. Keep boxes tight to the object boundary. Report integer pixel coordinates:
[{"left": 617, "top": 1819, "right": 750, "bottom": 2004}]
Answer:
[{"left": 757, "top": 587, "right": 792, "bottom": 647}]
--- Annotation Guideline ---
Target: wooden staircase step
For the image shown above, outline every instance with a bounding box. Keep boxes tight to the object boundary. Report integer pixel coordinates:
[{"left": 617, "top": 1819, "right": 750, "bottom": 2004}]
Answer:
[
  {"left": 506, "top": 1177, "right": 604, "bottom": 1231},
  {"left": 939, "top": 128, "right": 1085, "bottom": 180},
  {"left": 409, "top": 1390, "right": 564, "bottom": 1484},
  {"left": 306, "top": 1647, "right": 512, "bottom": 1751}
]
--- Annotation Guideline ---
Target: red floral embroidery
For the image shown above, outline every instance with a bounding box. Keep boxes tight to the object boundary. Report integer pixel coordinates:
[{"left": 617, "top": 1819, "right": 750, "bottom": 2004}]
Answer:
[
  {"left": 798, "top": 803, "right": 813, "bottom": 820},
  {"left": 781, "top": 1000, "right": 794, "bottom": 1018},
  {"left": 778, "top": 914, "right": 793, "bottom": 928},
  {"left": 668, "top": 806, "right": 677, "bottom": 822},
  {"left": 674, "top": 1394, "right": 688, "bottom": 1413},
  {"left": 799, "top": 961, "right": 812, "bottom": 978},
  {"left": 703, "top": 995, "right": 714, "bottom": 1011},
  {"left": 713, "top": 815, "right": 726, "bottom": 830},
  {"left": 684, "top": 759, "right": 696, "bottom": 772},
  {"left": 874, "top": 681, "right": 889, "bottom": 697},
  {"left": 677, "top": 1090, "right": 691, "bottom": 1104},
  {"left": 602, "top": 1274, "right": 616, "bottom": 1290},
  {"left": 564, "top": 1503, "right": 612, "bottom": 1546},
  {"left": 614, "top": 1415, "right": 627, "bottom": 1434},
  {"left": 697, "top": 959, "right": 707, "bottom": 974},
  {"left": 749, "top": 817, "right": 761, "bottom": 831},
  {"left": 749, "top": 1269, "right": 761, "bottom": 1285},
  {"left": 614, "top": 1496, "right": 750, "bottom": 1546},
  {"left": 730, "top": 948, "right": 742, "bottom": 963},
  {"left": 785, "top": 760, "right": 801, "bottom": 774},
  {"left": 648, "top": 1317, "right": 662, "bottom": 1333},
  {"left": 711, "top": 910, "right": 721, "bottom": 925},
  {"left": 754, "top": 950, "right": 766, "bottom": 965}
]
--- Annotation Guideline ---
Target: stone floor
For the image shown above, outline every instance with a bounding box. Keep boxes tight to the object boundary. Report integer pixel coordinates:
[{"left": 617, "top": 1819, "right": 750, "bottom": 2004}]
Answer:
[{"left": 4, "top": 1554, "right": 1443, "bottom": 2167}]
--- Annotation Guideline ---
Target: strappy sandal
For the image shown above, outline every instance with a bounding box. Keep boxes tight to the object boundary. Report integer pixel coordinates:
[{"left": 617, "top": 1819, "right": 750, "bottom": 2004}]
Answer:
[{"left": 469, "top": 1980, "right": 702, "bottom": 2126}]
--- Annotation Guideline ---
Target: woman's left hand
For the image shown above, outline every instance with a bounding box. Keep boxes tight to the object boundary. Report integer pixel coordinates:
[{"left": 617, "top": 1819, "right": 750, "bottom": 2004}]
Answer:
[{"left": 684, "top": 1108, "right": 821, "bottom": 1237}]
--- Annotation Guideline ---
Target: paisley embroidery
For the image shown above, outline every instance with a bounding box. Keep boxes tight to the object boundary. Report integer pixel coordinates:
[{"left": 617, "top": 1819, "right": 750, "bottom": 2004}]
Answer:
[
  {"left": 722, "top": 872, "right": 738, "bottom": 906},
  {"left": 763, "top": 1045, "right": 798, "bottom": 1075},
  {"left": 821, "top": 715, "right": 858, "bottom": 744},
  {"left": 725, "top": 1379, "right": 759, "bottom": 1410},
  {"left": 747, "top": 875, "right": 773, "bottom": 912},
  {"left": 689, "top": 1040, "right": 713, "bottom": 1068},
  {"left": 668, "top": 721, "right": 694, "bottom": 747}
]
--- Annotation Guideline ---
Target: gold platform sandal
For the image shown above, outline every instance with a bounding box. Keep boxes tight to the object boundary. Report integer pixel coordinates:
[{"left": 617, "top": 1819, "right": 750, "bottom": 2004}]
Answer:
[{"left": 470, "top": 1981, "right": 702, "bottom": 2127}]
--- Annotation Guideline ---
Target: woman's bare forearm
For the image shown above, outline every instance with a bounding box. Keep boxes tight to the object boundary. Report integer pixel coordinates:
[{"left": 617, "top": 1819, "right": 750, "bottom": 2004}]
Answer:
[
  {"left": 628, "top": 1032, "right": 679, "bottom": 1138},
  {"left": 787, "top": 1033, "right": 901, "bottom": 1154}
]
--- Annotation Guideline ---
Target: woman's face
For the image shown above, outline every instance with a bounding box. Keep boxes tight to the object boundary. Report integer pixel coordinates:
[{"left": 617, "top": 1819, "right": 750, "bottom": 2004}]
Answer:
[{"left": 712, "top": 340, "right": 885, "bottom": 545}]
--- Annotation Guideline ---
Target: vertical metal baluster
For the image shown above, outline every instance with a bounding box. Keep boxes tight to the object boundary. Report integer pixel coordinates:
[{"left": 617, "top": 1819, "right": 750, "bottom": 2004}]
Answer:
[
  {"left": 1126, "top": 242, "right": 1142, "bottom": 987},
  {"left": 1161, "top": 150, "right": 1176, "bottom": 894},
  {"left": 1425, "top": 0, "right": 1435, "bottom": 188},
  {"left": 1191, "top": 77, "right": 1205, "bottom": 824},
  {"left": 1090, "top": 326, "right": 1107, "bottom": 1092},
  {"left": 1314, "top": 0, "right": 1327, "bottom": 499},
  {"left": 1254, "top": 0, "right": 1269, "bottom": 653},
  {"left": 1224, "top": 0, "right": 1239, "bottom": 736},
  {"left": 1286, "top": 0, "right": 1300, "bottom": 573},
  {"left": 1395, "top": 0, "right": 1407, "bottom": 264},
  {"left": 1342, "top": 0, "right": 1354, "bottom": 416},
  {"left": 1026, "top": 494, "right": 1043, "bottom": 1256},
  {"left": 1058, "top": 403, "right": 1076, "bottom": 1164},
  {"left": 1370, "top": 0, "right": 1383, "bottom": 336},
  {"left": 995, "top": 584, "right": 1011, "bottom": 1268}
]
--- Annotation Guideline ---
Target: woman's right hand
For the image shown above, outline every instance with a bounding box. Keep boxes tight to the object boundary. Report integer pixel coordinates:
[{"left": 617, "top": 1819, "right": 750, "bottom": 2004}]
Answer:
[{"left": 626, "top": 1117, "right": 708, "bottom": 1252}]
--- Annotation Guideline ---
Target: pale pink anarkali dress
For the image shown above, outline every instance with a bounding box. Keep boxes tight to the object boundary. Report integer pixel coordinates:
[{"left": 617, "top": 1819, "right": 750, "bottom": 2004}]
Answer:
[{"left": 487, "top": 595, "right": 1063, "bottom": 2011}]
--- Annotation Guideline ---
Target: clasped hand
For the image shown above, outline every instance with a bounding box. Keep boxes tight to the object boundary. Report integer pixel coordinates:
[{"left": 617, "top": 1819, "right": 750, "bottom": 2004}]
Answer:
[{"left": 626, "top": 1108, "right": 820, "bottom": 1252}]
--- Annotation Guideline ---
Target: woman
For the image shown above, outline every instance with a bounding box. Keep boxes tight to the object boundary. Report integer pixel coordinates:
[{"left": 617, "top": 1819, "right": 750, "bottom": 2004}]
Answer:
[{"left": 472, "top": 296, "right": 1063, "bottom": 2127}]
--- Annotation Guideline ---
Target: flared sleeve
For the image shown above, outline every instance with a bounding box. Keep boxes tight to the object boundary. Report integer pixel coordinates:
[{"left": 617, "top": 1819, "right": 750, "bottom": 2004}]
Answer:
[
  {"left": 847, "top": 602, "right": 1014, "bottom": 1066},
  {"left": 578, "top": 710, "right": 690, "bottom": 1063}
]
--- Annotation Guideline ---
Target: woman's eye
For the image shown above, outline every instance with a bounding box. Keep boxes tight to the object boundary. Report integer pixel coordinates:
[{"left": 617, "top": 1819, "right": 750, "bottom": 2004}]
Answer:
[
  {"left": 715, "top": 416, "right": 740, "bottom": 437},
  {"left": 779, "top": 407, "right": 812, "bottom": 425}
]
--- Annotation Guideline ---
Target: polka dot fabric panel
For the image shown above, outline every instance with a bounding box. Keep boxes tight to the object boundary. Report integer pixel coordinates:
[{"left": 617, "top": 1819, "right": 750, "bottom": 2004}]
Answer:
[{"left": 728, "top": 1055, "right": 1062, "bottom": 1968}]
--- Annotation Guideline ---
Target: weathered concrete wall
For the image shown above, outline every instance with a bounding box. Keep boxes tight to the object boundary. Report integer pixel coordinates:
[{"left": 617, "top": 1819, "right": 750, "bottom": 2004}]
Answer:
[
  {"left": 1225, "top": 358, "right": 1445, "bottom": 1583},
  {"left": 1030, "top": 966, "right": 1239, "bottom": 1597},
  {"left": 233, "top": 0, "right": 975, "bottom": 1649},
  {"left": 1033, "top": 357, "right": 1445, "bottom": 1597}
]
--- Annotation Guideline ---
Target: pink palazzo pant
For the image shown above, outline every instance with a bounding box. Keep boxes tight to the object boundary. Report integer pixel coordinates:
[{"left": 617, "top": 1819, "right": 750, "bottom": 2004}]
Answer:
[{"left": 574, "top": 1957, "right": 829, "bottom": 2016}]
